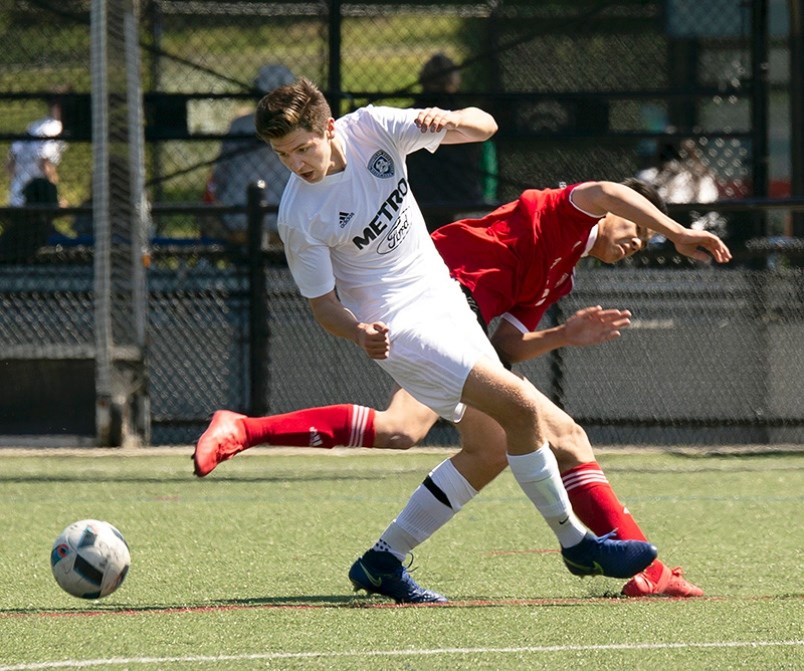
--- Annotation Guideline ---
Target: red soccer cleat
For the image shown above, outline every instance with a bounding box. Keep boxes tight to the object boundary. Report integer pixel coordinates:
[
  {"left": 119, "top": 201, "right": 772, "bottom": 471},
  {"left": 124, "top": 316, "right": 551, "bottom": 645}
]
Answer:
[
  {"left": 193, "top": 410, "right": 248, "bottom": 477},
  {"left": 622, "top": 563, "right": 704, "bottom": 597}
]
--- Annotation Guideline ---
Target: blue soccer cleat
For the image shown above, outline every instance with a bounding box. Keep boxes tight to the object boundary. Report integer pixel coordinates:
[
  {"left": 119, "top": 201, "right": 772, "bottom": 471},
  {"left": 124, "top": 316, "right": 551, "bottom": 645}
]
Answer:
[
  {"left": 348, "top": 550, "right": 447, "bottom": 604},
  {"left": 561, "top": 530, "right": 658, "bottom": 579}
]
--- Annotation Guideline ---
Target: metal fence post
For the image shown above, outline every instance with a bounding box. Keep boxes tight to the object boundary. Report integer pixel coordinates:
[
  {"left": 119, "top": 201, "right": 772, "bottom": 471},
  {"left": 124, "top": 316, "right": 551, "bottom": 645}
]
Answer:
[
  {"left": 247, "top": 181, "right": 269, "bottom": 417},
  {"left": 791, "top": 0, "right": 804, "bottom": 238}
]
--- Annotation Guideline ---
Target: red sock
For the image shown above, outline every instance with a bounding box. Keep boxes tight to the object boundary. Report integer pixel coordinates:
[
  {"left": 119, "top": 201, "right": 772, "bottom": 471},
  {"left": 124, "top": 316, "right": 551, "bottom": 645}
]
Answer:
[
  {"left": 562, "top": 462, "right": 664, "bottom": 580},
  {"left": 242, "top": 404, "right": 375, "bottom": 449}
]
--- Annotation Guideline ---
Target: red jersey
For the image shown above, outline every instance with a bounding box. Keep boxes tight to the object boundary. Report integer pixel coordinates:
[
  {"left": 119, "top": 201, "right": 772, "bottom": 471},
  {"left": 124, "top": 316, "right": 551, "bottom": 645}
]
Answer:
[{"left": 431, "top": 184, "right": 600, "bottom": 332}]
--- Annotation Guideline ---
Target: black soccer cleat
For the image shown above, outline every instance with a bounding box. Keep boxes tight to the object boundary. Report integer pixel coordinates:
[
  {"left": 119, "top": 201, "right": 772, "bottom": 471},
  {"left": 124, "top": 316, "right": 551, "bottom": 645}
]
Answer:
[
  {"left": 561, "top": 530, "right": 657, "bottom": 579},
  {"left": 348, "top": 550, "right": 447, "bottom": 604}
]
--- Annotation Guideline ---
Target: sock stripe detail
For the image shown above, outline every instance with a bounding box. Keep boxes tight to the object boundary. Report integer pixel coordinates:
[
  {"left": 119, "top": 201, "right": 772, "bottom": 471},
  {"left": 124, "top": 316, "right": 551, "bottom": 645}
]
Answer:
[
  {"left": 562, "top": 471, "right": 609, "bottom": 492},
  {"left": 422, "top": 475, "right": 452, "bottom": 509},
  {"left": 348, "top": 405, "right": 369, "bottom": 447}
]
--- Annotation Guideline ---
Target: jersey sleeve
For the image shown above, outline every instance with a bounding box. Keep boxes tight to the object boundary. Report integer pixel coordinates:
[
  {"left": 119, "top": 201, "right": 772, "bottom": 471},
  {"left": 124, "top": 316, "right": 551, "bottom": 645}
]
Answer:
[
  {"left": 501, "top": 304, "right": 550, "bottom": 334},
  {"left": 277, "top": 221, "right": 335, "bottom": 299},
  {"left": 368, "top": 106, "right": 445, "bottom": 158}
]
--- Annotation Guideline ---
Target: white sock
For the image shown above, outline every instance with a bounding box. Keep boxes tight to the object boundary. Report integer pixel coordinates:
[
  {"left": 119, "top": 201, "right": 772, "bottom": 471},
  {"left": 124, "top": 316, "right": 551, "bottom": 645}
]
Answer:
[
  {"left": 507, "top": 444, "right": 587, "bottom": 548},
  {"left": 372, "top": 458, "right": 477, "bottom": 561}
]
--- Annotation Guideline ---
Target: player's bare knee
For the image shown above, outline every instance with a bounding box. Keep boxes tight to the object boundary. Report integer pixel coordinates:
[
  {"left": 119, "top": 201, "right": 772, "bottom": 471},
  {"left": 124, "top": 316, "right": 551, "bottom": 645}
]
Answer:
[
  {"left": 372, "top": 410, "right": 420, "bottom": 449},
  {"left": 373, "top": 424, "right": 426, "bottom": 449},
  {"left": 382, "top": 431, "right": 420, "bottom": 450},
  {"left": 496, "top": 411, "right": 542, "bottom": 445},
  {"left": 550, "top": 419, "right": 594, "bottom": 463},
  {"left": 484, "top": 447, "right": 509, "bottom": 474}
]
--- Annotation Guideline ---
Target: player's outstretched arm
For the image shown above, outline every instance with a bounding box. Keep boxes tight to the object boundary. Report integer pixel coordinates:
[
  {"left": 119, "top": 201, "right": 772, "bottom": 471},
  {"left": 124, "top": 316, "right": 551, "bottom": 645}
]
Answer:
[
  {"left": 414, "top": 107, "right": 497, "bottom": 145},
  {"left": 490, "top": 306, "right": 631, "bottom": 365},
  {"left": 571, "top": 181, "right": 732, "bottom": 264},
  {"left": 562, "top": 306, "right": 632, "bottom": 347}
]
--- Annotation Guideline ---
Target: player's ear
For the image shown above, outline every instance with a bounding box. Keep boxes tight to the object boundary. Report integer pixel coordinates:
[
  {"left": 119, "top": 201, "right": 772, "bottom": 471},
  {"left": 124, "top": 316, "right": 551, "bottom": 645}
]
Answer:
[{"left": 325, "top": 117, "right": 336, "bottom": 139}]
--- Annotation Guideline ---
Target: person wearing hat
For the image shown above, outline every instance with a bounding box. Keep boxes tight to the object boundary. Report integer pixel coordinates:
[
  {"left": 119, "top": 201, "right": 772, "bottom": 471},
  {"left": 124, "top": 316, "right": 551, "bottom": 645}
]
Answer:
[{"left": 202, "top": 64, "right": 296, "bottom": 244}]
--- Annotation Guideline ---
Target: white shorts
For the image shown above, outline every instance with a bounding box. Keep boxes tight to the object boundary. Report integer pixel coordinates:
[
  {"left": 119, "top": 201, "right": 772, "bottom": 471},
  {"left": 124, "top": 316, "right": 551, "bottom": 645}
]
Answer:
[{"left": 375, "top": 280, "right": 501, "bottom": 422}]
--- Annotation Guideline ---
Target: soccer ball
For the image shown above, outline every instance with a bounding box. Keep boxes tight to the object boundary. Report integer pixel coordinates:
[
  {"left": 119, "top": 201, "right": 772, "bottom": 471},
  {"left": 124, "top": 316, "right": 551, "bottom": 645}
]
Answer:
[{"left": 50, "top": 519, "right": 130, "bottom": 599}]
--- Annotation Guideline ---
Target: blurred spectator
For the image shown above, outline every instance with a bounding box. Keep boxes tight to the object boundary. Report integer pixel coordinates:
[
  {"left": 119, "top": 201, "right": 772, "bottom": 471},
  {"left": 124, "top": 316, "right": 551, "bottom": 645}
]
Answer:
[
  {"left": 406, "top": 53, "right": 497, "bottom": 232},
  {"left": 6, "top": 86, "right": 68, "bottom": 207},
  {"left": 1, "top": 87, "right": 68, "bottom": 261},
  {"left": 637, "top": 138, "right": 726, "bottom": 240},
  {"left": 202, "top": 64, "right": 295, "bottom": 245}
]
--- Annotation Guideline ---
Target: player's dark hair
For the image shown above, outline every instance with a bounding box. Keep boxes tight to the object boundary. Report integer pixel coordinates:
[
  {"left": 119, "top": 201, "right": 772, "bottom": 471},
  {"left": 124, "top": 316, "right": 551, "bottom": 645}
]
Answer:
[
  {"left": 620, "top": 177, "right": 667, "bottom": 215},
  {"left": 620, "top": 177, "right": 668, "bottom": 246},
  {"left": 255, "top": 77, "right": 331, "bottom": 142}
]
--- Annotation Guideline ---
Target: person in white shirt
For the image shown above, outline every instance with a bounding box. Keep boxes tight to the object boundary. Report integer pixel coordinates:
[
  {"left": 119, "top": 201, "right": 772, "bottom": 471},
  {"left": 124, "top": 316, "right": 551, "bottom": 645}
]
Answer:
[
  {"left": 203, "top": 64, "right": 295, "bottom": 244},
  {"left": 1, "top": 89, "right": 68, "bottom": 261},
  {"left": 194, "top": 77, "right": 657, "bottom": 603},
  {"left": 637, "top": 139, "right": 726, "bottom": 239},
  {"left": 6, "top": 90, "right": 67, "bottom": 207}
]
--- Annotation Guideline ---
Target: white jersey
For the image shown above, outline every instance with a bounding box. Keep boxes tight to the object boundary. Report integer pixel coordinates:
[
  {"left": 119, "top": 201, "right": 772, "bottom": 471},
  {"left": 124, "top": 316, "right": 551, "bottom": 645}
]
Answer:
[
  {"left": 277, "top": 105, "right": 453, "bottom": 325},
  {"left": 277, "top": 105, "right": 500, "bottom": 420}
]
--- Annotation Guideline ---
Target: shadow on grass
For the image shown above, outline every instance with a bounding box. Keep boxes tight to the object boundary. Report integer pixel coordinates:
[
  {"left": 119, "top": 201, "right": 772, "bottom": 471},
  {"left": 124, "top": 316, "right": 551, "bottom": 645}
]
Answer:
[
  {"left": 8, "top": 593, "right": 800, "bottom": 618},
  {"left": 0, "top": 468, "right": 428, "bottom": 485},
  {"left": 0, "top": 594, "right": 360, "bottom": 618},
  {"left": 1, "top": 592, "right": 664, "bottom": 618}
]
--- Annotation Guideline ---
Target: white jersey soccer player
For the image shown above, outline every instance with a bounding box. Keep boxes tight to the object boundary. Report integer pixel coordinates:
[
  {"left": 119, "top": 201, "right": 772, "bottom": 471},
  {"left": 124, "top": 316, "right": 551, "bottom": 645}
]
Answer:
[
  {"left": 195, "top": 78, "right": 658, "bottom": 604},
  {"left": 277, "top": 105, "right": 498, "bottom": 422}
]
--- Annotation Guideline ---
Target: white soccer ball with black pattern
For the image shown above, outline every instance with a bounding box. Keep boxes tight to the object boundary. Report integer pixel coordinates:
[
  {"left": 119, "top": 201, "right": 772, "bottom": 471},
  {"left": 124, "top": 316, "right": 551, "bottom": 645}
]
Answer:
[{"left": 50, "top": 519, "right": 131, "bottom": 599}]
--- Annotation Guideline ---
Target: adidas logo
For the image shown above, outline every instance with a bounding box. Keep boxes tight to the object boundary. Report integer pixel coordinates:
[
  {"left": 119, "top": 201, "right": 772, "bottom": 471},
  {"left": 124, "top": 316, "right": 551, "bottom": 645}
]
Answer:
[
  {"left": 339, "top": 211, "right": 355, "bottom": 228},
  {"left": 309, "top": 427, "right": 323, "bottom": 447}
]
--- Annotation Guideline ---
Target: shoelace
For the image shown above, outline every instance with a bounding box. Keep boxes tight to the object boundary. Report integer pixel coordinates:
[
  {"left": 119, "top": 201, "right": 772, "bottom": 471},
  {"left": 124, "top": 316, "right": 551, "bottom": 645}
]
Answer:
[{"left": 402, "top": 552, "right": 419, "bottom": 574}]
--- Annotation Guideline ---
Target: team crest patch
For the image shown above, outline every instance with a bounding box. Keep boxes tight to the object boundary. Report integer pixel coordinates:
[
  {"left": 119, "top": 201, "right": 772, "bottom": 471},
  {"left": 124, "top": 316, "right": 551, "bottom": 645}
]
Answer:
[{"left": 367, "top": 150, "right": 394, "bottom": 178}]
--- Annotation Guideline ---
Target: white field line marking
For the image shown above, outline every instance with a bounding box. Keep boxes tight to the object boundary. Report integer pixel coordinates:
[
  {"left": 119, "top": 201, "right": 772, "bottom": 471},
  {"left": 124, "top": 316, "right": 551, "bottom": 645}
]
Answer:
[{"left": 0, "top": 640, "right": 802, "bottom": 670}]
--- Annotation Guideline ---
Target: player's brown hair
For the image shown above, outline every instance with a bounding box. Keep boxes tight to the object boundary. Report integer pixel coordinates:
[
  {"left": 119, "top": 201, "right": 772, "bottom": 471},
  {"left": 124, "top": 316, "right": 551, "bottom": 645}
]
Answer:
[{"left": 255, "top": 77, "right": 332, "bottom": 142}]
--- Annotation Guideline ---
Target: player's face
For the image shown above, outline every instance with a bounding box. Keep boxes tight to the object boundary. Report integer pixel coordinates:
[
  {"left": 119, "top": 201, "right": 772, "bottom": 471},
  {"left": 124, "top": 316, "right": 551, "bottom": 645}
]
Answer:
[
  {"left": 594, "top": 215, "right": 646, "bottom": 263},
  {"left": 270, "top": 119, "right": 339, "bottom": 183}
]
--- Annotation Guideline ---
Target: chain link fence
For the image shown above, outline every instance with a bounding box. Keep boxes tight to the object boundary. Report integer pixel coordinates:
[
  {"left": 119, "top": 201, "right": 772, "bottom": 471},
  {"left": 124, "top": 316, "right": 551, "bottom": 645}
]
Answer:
[{"left": 0, "top": 0, "right": 802, "bottom": 446}]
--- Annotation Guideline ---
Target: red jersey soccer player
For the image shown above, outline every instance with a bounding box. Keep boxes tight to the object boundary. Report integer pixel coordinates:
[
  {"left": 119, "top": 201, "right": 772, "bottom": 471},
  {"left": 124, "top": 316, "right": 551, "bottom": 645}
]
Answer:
[{"left": 195, "top": 178, "right": 732, "bottom": 600}]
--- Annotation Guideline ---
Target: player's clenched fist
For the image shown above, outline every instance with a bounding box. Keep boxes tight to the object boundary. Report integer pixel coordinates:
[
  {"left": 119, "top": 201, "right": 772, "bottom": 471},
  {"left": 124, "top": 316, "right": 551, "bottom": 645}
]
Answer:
[{"left": 357, "top": 321, "right": 390, "bottom": 360}]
